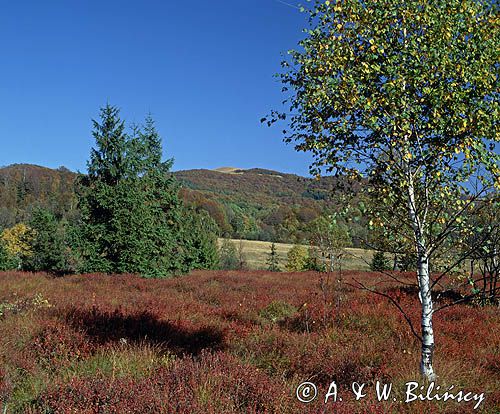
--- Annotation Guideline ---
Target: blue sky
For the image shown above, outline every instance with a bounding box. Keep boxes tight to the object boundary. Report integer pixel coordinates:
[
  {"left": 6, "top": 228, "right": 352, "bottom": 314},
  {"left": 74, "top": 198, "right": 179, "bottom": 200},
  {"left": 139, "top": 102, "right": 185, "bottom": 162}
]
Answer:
[{"left": 0, "top": 0, "right": 318, "bottom": 176}]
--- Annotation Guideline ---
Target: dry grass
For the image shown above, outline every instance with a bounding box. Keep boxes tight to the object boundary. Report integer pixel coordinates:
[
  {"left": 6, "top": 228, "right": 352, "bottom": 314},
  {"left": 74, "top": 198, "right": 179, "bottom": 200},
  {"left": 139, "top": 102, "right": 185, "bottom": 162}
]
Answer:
[{"left": 220, "top": 238, "right": 375, "bottom": 270}]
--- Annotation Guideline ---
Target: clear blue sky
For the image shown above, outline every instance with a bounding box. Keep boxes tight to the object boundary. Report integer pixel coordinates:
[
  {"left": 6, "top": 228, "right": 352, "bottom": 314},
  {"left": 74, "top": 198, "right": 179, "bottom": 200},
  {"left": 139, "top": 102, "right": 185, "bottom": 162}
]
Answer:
[{"left": 0, "top": 0, "right": 317, "bottom": 176}]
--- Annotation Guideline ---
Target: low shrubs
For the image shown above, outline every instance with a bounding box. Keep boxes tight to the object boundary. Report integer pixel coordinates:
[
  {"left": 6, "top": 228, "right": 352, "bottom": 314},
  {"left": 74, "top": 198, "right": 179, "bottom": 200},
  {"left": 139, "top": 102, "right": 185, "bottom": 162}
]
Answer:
[
  {"left": 34, "top": 352, "right": 291, "bottom": 414},
  {"left": 258, "top": 301, "right": 297, "bottom": 324},
  {"left": 0, "top": 293, "right": 51, "bottom": 320},
  {"left": 0, "top": 270, "right": 498, "bottom": 413}
]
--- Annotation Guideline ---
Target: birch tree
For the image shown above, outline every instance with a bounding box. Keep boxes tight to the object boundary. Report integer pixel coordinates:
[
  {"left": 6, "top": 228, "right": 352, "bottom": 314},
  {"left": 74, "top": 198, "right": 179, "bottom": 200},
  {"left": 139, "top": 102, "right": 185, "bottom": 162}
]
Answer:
[
  {"left": 307, "top": 215, "right": 349, "bottom": 272},
  {"left": 265, "top": 0, "right": 499, "bottom": 380}
]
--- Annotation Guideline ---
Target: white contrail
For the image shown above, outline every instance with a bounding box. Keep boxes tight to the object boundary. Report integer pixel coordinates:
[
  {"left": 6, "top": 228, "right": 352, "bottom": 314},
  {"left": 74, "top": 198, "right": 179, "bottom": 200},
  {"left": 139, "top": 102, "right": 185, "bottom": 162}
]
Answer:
[{"left": 274, "top": 0, "right": 301, "bottom": 10}]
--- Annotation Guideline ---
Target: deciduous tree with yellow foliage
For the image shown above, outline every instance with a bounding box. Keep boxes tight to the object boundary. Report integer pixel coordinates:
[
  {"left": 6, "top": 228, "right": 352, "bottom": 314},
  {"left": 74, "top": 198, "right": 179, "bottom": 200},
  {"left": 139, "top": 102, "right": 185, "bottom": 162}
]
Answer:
[
  {"left": 266, "top": 0, "right": 499, "bottom": 380},
  {"left": 1, "top": 223, "right": 34, "bottom": 268}
]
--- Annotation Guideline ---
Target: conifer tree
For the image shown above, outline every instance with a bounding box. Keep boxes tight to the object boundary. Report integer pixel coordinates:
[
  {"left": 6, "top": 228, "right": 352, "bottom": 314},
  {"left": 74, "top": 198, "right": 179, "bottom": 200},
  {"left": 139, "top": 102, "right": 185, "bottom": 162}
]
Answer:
[
  {"left": 370, "top": 251, "right": 390, "bottom": 272},
  {"left": 0, "top": 240, "right": 16, "bottom": 271},
  {"left": 76, "top": 104, "right": 217, "bottom": 277},
  {"left": 266, "top": 242, "right": 280, "bottom": 272}
]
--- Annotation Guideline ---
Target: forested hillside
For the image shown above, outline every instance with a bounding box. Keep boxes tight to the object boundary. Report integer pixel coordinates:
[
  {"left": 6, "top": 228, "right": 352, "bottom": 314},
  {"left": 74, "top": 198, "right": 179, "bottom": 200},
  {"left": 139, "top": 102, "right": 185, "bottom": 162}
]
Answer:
[
  {"left": 0, "top": 164, "right": 369, "bottom": 245},
  {"left": 0, "top": 164, "right": 77, "bottom": 228},
  {"left": 175, "top": 167, "right": 367, "bottom": 243}
]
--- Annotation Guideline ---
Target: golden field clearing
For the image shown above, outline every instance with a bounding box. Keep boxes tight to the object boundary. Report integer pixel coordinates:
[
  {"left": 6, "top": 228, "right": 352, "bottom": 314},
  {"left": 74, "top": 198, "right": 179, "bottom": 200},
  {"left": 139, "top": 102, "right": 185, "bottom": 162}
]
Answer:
[{"left": 219, "top": 238, "right": 375, "bottom": 271}]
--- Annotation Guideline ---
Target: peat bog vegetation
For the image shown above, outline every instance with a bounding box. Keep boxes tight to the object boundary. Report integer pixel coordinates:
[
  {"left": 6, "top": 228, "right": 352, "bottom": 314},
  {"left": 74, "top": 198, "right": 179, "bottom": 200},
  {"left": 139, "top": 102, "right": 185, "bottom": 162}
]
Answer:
[
  {"left": 0, "top": 0, "right": 498, "bottom": 412},
  {"left": 0, "top": 270, "right": 498, "bottom": 413}
]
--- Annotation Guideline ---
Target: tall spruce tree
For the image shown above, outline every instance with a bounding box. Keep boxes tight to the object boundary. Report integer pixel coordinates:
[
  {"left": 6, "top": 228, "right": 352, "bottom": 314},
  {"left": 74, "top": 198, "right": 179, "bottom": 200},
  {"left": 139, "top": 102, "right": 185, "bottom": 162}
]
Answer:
[{"left": 76, "top": 104, "right": 216, "bottom": 277}]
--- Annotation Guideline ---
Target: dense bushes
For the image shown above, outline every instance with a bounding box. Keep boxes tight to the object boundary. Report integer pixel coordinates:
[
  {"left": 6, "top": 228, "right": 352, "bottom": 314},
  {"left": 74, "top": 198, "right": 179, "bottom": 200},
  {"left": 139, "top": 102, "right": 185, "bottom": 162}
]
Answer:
[
  {"left": 23, "top": 208, "right": 73, "bottom": 273},
  {"left": 176, "top": 209, "right": 219, "bottom": 272},
  {"left": 218, "top": 239, "right": 239, "bottom": 270},
  {"left": 218, "top": 239, "right": 246, "bottom": 270},
  {"left": 285, "top": 245, "right": 308, "bottom": 271},
  {"left": 286, "top": 245, "right": 325, "bottom": 272},
  {"left": 0, "top": 223, "right": 32, "bottom": 270}
]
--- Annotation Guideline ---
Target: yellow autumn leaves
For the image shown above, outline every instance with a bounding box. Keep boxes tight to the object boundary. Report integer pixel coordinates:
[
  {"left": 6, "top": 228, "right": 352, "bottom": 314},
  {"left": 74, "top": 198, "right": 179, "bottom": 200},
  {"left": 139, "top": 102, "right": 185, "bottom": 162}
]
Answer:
[{"left": 1, "top": 223, "right": 34, "bottom": 258}]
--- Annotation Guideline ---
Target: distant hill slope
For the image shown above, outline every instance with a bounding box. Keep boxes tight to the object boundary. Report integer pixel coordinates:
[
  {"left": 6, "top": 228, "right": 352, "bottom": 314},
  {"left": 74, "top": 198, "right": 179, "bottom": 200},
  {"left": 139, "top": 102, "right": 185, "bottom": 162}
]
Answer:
[
  {"left": 173, "top": 168, "right": 359, "bottom": 243},
  {"left": 0, "top": 164, "right": 365, "bottom": 244},
  {"left": 174, "top": 167, "right": 338, "bottom": 207},
  {"left": 0, "top": 164, "right": 77, "bottom": 227}
]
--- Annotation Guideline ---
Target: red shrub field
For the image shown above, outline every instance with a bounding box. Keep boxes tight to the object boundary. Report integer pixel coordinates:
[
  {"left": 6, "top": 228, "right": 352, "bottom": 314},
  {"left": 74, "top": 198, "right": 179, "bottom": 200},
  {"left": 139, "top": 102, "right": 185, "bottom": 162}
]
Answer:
[{"left": 0, "top": 270, "right": 498, "bottom": 413}]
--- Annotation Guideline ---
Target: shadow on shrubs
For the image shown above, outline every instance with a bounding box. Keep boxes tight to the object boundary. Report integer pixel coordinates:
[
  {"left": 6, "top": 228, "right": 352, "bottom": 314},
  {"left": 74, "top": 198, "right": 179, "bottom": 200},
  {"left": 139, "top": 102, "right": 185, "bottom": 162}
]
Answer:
[{"left": 64, "top": 307, "right": 225, "bottom": 356}]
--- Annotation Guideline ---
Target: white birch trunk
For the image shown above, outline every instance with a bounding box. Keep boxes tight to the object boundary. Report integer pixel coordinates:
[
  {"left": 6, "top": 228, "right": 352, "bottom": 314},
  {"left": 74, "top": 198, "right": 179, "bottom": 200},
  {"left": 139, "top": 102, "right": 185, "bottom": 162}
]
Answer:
[
  {"left": 417, "top": 251, "right": 435, "bottom": 380},
  {"left": 407, "top": 174, "right": 436, "bottom": 381}
]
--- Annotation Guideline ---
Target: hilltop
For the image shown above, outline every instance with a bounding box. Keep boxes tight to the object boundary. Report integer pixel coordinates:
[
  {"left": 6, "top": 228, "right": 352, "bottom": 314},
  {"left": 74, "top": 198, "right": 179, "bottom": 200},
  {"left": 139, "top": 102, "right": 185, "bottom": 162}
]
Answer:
[{"left": 175, "top": 167, "right": 338, "bottom": 206}]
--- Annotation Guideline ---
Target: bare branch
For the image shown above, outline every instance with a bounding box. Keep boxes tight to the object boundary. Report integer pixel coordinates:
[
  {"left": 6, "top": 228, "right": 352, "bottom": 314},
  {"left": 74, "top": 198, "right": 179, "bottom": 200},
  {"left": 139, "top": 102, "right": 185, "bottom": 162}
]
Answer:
[{"left": 348, "top": 278, "right": 422, "bottom": 342}]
